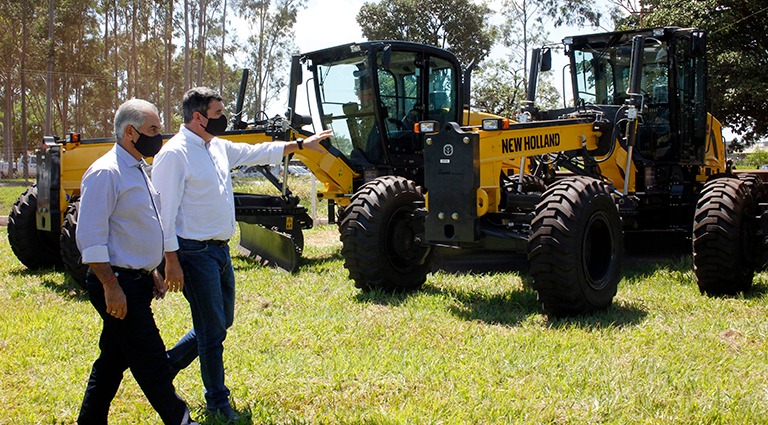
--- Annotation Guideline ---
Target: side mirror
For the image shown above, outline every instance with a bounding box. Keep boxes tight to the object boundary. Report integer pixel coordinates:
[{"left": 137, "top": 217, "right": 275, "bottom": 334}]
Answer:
[
  {"left": 232, "top": 69, "right": 249, "bottom": 129},
  {"left": 691, "top": 31, "right": 706, "bottom": 58},
  {"left": 290, "top": 56, "right": 302, "bottom": 87},
  {"left": 540, "top": 48, "right": 552, "bottom": 72},
  {"left": 287, "top": 55, "right": 303, "bottom": 118}
]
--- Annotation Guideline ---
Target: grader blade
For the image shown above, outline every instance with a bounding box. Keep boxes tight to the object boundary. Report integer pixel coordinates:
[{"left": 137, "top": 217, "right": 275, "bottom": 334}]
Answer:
[{"left": 237, "top": 222, "right": 301, "bottom": 272}]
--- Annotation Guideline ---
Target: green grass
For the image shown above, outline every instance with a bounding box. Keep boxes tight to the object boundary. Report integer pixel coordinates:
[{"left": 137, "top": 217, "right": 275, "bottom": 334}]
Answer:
[
  {"left": 233, "top": 175, "right": 320, "bottom": 211},
  {"left": 0, "top": 182, "right": 32, "bottom": 215},
  {"left": 0, "top": 176, "right": 313, "bottom": 216},
  {"left": 4, "top": 177, "right": 768, "bottom": 423},
  {"left": 2, "top": 222, "right": 768, "bottom": 424}
]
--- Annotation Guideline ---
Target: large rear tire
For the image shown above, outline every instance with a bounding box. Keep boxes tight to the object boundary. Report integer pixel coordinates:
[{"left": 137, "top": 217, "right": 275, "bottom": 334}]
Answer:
[
  {"left": 340, "top": 176, "right": 432, "bottom": 292},
  {"left": 7, "top": 184, "right": 63, "bottom": 270},
  {"left": 693, "top": 177, "right": 758, "bottom": 295},
  {"left": 60, "top": 198, "right": 88, "bottom": 289},
  {"left": 528, "top": 176, "right": 623, "bottom": 317}
]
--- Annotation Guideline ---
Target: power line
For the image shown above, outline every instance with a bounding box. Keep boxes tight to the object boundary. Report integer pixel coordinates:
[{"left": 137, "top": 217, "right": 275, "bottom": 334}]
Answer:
[{"left": 711, "top": 5, "right": 768, "bottom": 35}]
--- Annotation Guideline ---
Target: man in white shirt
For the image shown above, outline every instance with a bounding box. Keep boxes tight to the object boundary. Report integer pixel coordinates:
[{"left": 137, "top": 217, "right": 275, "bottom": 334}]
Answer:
[
  {"left": 76, "top": 98, "right": 195, "bottom": 425},
  {"left": 151, "top": 87, "right": 332, "bottom": 421}
]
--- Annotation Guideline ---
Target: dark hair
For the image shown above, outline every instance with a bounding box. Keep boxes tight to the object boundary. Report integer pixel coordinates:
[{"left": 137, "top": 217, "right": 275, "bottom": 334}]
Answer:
[{"left": 182, "top": 87, "right": 222, "bottom": 124}]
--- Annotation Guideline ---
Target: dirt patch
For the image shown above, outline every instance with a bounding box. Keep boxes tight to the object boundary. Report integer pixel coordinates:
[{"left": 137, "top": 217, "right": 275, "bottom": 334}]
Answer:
[{"left": 306, "top": 226, "right": 341, "bottom": 249}]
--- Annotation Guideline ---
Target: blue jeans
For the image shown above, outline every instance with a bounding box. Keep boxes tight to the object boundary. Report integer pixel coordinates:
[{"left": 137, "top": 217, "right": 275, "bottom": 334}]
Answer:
[
  {"left": 167, "top": 238, "right": 236, "bottom": 411},
  {"left": 79, "top": 269, "right": 193, "bottom": 425}
]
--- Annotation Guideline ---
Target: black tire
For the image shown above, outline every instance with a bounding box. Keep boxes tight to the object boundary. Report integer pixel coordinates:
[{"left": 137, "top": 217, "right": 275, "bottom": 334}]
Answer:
[
  {"left": 528, "top": 176, "right": 623, "bottom": 317},
  {"left": 737, "top": 173, "right": 765, "bottom": 202},
  {"left": 7, "top": 184, "right": 63, "bottom": 270},
  {"left": 693, "top": 178, "right": 758, "bottom": 295},
  {"left": 340, "top": 176, "right": 432, "bottom": 292},
  {"left": 60, "top": 198, "right": 88, "bottom": 289}
]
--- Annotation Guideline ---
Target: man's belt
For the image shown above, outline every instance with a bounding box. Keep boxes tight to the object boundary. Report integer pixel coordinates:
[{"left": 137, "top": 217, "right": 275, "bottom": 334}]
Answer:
[{"left": 202, "top": 239, "right": 230, "bottom": 247}]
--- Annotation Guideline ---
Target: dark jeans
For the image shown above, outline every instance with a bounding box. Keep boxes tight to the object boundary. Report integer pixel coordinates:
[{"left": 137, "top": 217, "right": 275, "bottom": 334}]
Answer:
[
  {"left": 78, "top": 269, "right": 193, "bottom": 425},
  {"left": 167, "top": 237, "right": 236, "bottom": 411}
]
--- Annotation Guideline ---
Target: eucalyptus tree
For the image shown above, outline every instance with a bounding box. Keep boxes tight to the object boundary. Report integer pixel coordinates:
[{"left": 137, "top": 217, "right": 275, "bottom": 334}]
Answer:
[
  {"left": 356, "top": 0, "right": 496, "bottom": 68},
  {"left": 235, "top": 0, "right": 305, "bottom": 116},
  {"left": 473, "top": 0, "right": 555, "bottom": 117}
]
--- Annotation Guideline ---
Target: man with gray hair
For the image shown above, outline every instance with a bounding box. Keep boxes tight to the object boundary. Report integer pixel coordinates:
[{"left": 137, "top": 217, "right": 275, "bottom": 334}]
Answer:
[{"left": 76, "top": 98, "right": 195, "bottom": 424}]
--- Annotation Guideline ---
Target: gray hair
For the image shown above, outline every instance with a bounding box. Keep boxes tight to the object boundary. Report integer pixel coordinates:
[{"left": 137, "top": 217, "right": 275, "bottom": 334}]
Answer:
[
  {"left": 114, "top": 99, "right": 159, "bottom": 142},
  {"left": 182, "top": 87, "right": 222, "bottom": 124}
]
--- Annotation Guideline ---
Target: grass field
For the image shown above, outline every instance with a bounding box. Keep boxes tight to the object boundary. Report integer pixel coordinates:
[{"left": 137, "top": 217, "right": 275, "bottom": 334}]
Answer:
[
  {"left": 0, "top": 180, "right": 33, "bottom": 216},
  {"left": 2, "top": 183, "right": 768, "bottom": 424}
]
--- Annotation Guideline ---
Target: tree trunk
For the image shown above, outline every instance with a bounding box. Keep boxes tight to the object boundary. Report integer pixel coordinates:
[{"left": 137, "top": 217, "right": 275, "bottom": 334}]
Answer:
[
  {"left": 196, "top": 0, "right": 207, "bottom": 87},
  {"left": 45, "top": 0, "right": 54, "bottom": 136},
  {"left": 21, "top": 0, "right": 29, "bottom": 178},
  {"left": 164, "top": 0, "right": 173, "bottom": 132},
  {"left": 103, "top": 0, "right": 110, "bottom": 63},
  {"left": 219, "top": 0, "right": 227, "bottom": 95},
  {"left": 184, "top": 0, "right": 190, "bottom": 92},
  {"left": 113, "top": 0, "right": 119, "bottom": 106},
  {"left": 255, "top": 4, "right": 267, "bottom": 112},
  {"left": 4, "top": 75, "right": 12, "bottom": 167},
  {"left": 130, "top": 2, "right": 137, "bottom": 98}
]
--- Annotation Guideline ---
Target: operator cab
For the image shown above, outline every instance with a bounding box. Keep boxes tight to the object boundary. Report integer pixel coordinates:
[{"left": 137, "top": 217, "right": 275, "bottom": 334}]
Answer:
[
  {"left": 524, "top": 27, "right": 716, "bottom": 230},
  {"left": 561, "top": 27, "right": 709, "bottom": 164},
  {"left": 291, "top": 41, "right": 463, "bottom": 186}
]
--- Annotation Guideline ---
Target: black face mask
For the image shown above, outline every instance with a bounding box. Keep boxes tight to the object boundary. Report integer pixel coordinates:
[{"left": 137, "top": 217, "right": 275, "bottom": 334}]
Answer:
[
  {"left": 204, "top": 114, "right": 228, "bottom": 136},
  {"left": 132, "top": 127, "right": 163, "bottom": 157}
]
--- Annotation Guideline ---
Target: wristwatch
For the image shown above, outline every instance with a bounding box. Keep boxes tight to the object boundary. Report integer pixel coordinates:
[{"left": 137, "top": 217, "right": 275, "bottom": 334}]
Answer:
[{"left": 296, "top": 138, "right": 304, "bottom": 150}]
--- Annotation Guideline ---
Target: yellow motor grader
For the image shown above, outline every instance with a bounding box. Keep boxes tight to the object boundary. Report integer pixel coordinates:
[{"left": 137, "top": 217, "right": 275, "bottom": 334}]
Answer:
[{"left": 322, "top": 27, "right": 767, "bottom": 316}]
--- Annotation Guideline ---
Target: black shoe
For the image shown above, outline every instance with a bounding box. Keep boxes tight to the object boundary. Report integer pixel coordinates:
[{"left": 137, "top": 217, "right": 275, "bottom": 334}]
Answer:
[{"left": 207, "top": 405, "right": 239, "bottom": 422}]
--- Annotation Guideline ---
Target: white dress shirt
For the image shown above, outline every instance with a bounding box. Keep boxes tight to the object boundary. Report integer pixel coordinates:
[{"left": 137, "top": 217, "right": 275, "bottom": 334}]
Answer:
[
  {"left": 151, "top": 125, "right": 287, "bottom": 252},
  {"left": 76, "top": 144, "right": 164, "bottom": 272}
]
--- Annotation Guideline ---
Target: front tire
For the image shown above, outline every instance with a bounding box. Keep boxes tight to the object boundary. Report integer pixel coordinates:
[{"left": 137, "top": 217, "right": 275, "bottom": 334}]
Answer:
[
  {"left": 528, "top": 176, "right": 623, "bottom": 316},
  {"left": 7, "top": 184, "right": 63, "bottom": 270},
  {"left": 340, "top": 176, "right": 432, "bottom": 292},
  {"left": 693, "top": 177, "right": 758, "bottom": 295}
]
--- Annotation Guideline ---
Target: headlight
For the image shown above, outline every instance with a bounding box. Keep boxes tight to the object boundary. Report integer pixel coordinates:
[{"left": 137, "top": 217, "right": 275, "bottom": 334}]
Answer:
[
  {"left": 417, "top": 121, "right": 439, "bottom": 134},
  {"left": 481, "top": 118, "right": 510, "bottom": 131}
]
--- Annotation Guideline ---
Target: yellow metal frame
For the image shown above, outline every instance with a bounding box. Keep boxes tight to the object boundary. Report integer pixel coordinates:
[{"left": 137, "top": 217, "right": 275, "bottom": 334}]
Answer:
[{"left": 473, "top": 121, "right": 602, "bottom": 215}]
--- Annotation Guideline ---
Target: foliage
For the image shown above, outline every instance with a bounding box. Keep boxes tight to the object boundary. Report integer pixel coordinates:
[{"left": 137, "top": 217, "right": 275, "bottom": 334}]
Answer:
[
  {"left": 355, "top": 0, "right": 599, "bottom": 117},
  {"left": 0, "top": 0, "right": 302, "bottom": 165},
  {"left": 235, "top": 0, "right": 306, "bottom": 117},
  {"left": 356, "top": 0, "right": 497, "bottom": 67},
  {"left": 471, "top": 58, "right": 527, "bottom": 117},
  {"left": 735, "top": 149, "right": 768, "bottom": 170},
  {"left": 471, "top": 0, "right": 574, "bottom": 117},
  {"left": 470, "top": 58, "right": 559, "bottom": 117},
  {"left": 539, "top": 0, "right": 602, "bottom": 27},
  {"left": 617, "top": 0, "right": 768, "bottom": 144},
  {"left": 3, "top": 225, "right": 768, "bottom": 423}
]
